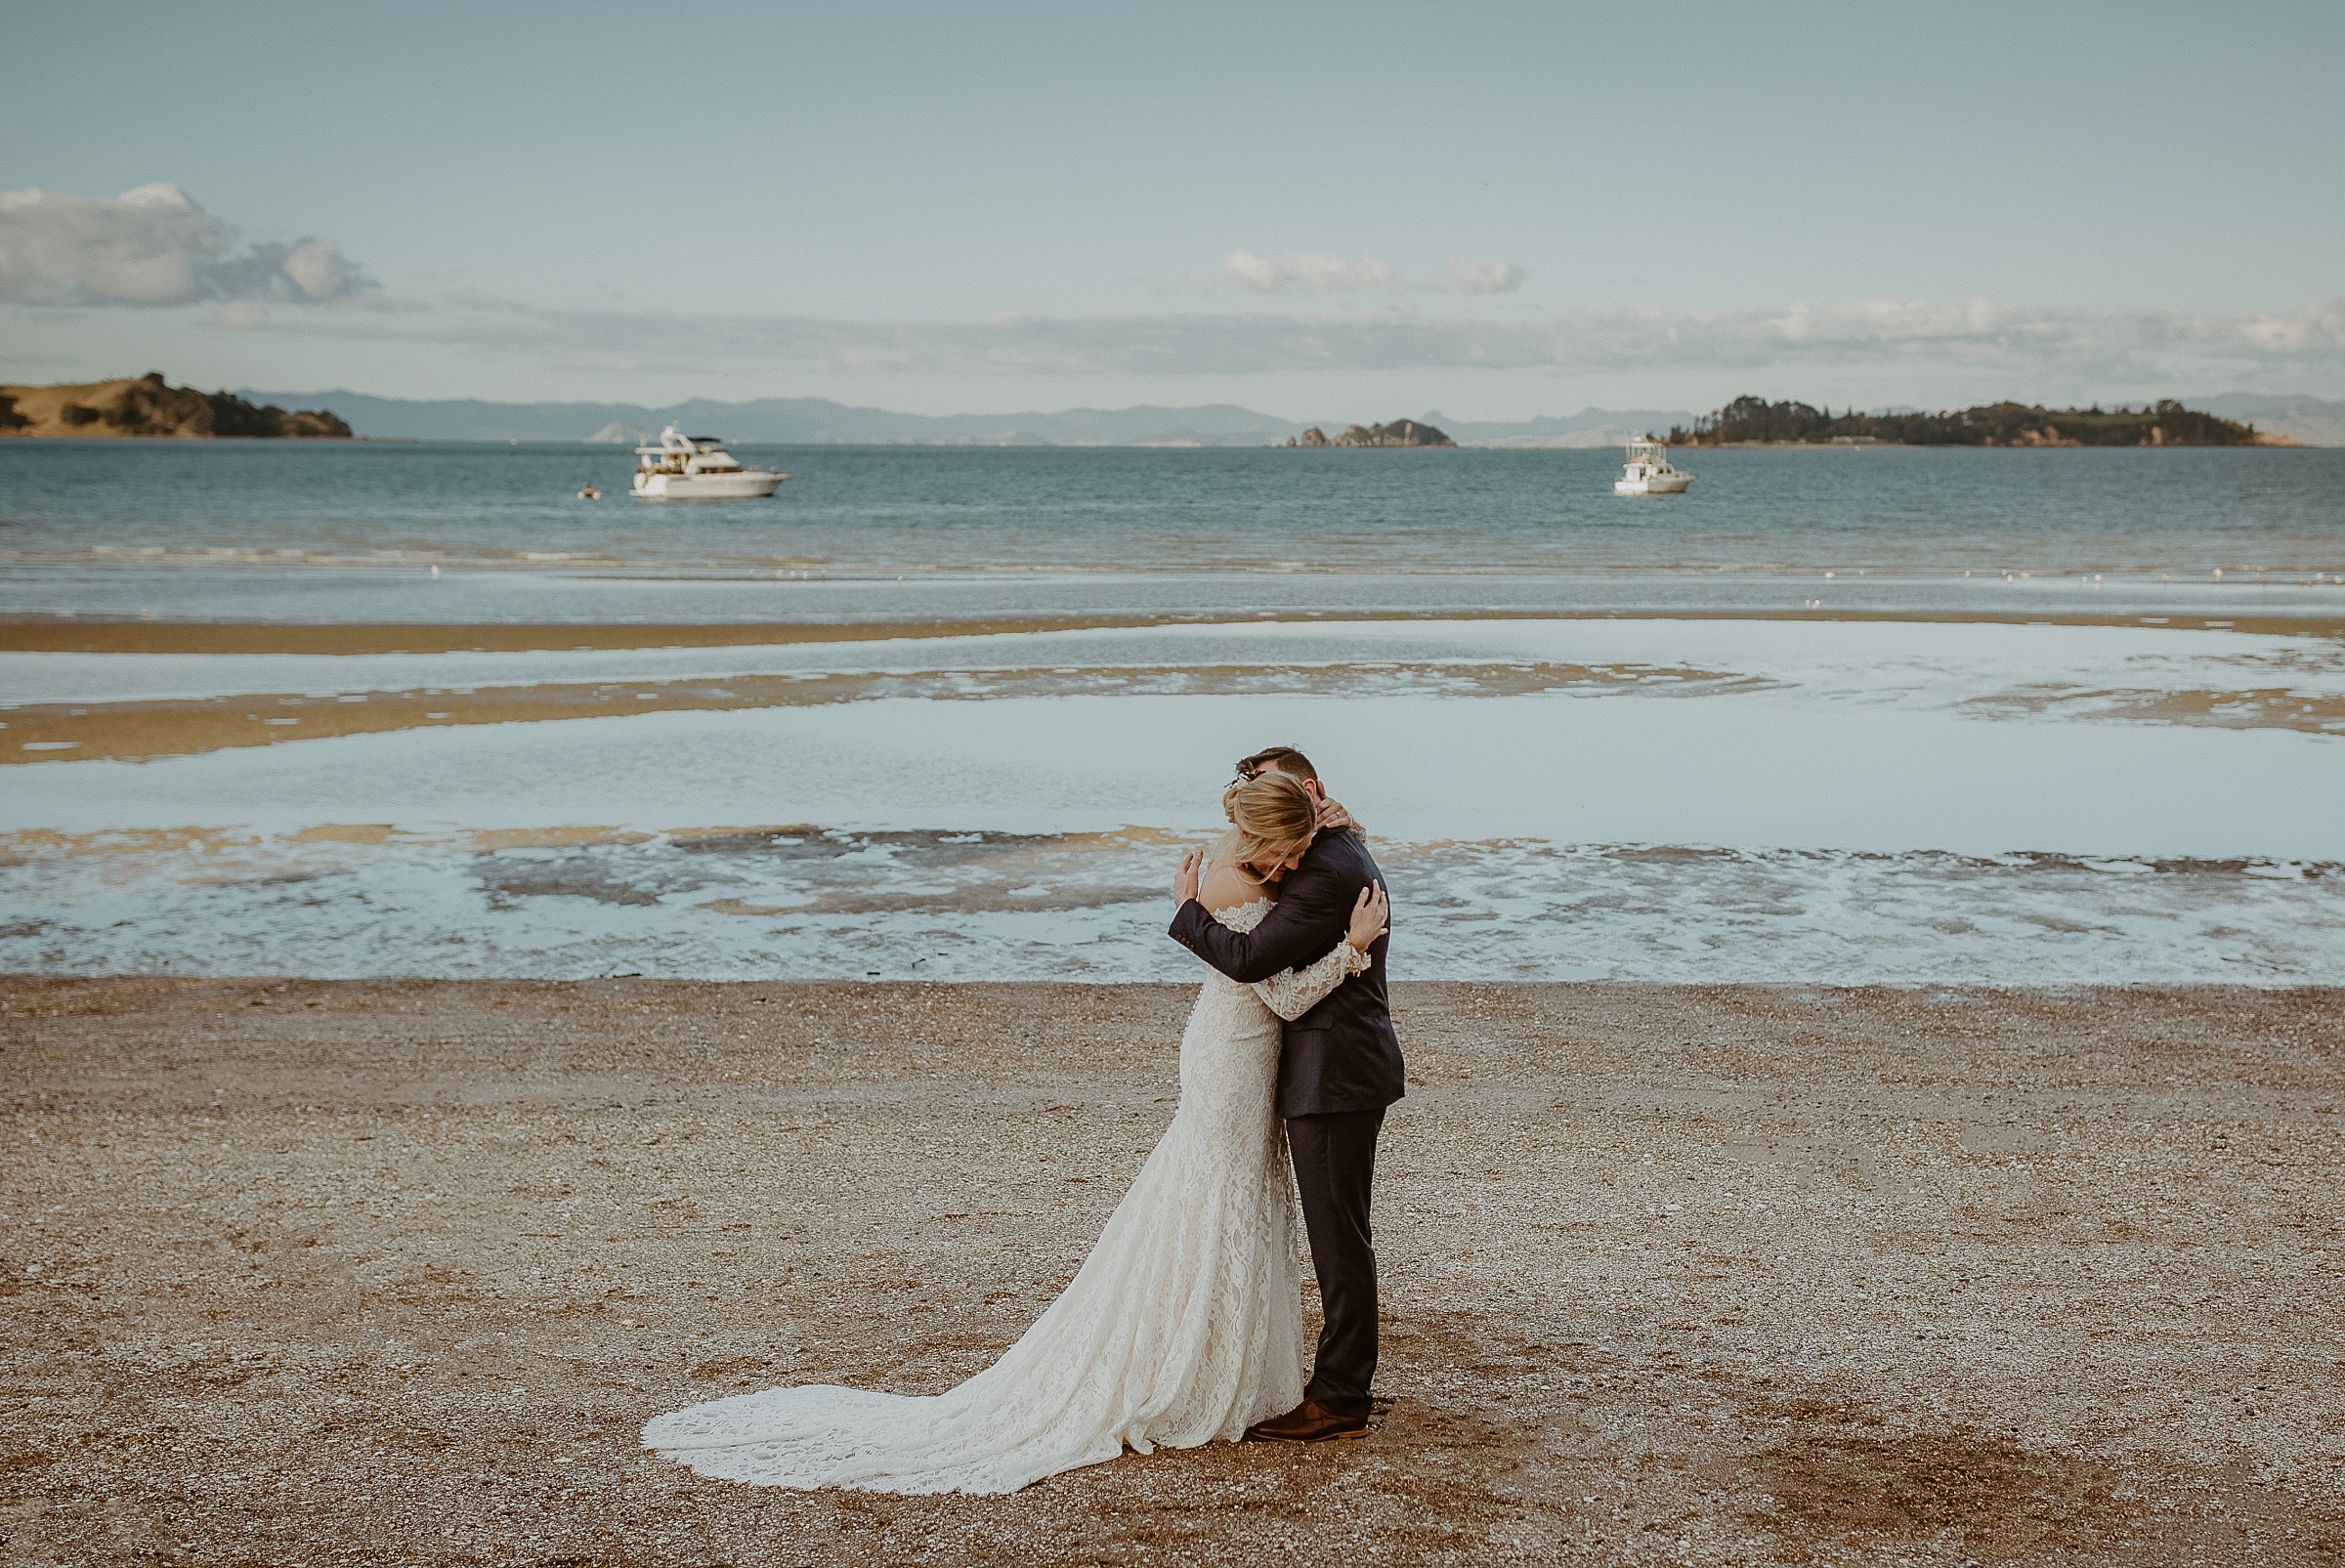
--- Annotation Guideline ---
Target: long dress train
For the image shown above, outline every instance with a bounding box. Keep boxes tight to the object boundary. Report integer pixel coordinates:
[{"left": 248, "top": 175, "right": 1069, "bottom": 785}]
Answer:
[{"left": 641, "top": 898, "right": 1367, "bottom": 1494}]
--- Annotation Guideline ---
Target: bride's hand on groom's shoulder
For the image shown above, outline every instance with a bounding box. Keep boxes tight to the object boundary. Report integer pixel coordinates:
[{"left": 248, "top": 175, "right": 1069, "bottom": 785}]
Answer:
[
  {"left": 1315, "top": 796, "right": 1360, "bottom": 833},
  {"left": 1172, "top": 849, "right": 1203, "bottom": 906}
]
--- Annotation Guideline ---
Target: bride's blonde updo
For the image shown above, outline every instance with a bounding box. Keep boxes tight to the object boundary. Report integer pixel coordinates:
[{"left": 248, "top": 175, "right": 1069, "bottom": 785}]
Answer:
[{"left": 1220, "top": 770, "right": 1318, "bottom": 864}]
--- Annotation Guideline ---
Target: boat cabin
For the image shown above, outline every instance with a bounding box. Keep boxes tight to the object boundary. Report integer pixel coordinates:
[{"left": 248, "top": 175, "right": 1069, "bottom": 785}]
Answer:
[
  {"left": 1613, "top": 436, "right": 1693, "bottom": 494},
  {"left": 1621, "top": 439, "right": 1678, "bottom": 479},
  {"left": 633, "top": 426, "right": 746, "bottom": 477}
]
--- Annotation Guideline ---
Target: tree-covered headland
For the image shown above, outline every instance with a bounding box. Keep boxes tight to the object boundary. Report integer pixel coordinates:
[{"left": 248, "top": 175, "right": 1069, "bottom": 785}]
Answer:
[
  {"left": 0, "top": 373, "right": 351, "bottom": 439},
  {"left": 1665, "top": 397, "right": 2273, "bottom": 446}
]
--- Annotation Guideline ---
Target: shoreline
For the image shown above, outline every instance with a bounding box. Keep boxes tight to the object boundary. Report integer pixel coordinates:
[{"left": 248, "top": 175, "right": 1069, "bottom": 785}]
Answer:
[
  {"left": 5, "top": 978, "right": 2338, "bottom": 1565},
  {"left": 0, "top": 432, "right": 362, "bottom": 443},
  {"left": 7, "top": 604, "right": 2343, "bottom": 657},
  {"left": 1664, "top": 439, "right": 2307, "bottom": 449},
  {"left": 2, "top": 434, "right": 2323, "bottom": 449},
  {"left": 6, "top": 654, "right": 2342, "bottom": 767}
]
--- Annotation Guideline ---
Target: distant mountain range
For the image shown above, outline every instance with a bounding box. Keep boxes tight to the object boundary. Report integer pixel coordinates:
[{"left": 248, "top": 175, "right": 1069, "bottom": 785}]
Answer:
[
  {"left": 1431, "top": 409, "right": 1696, "bottom": 448},
  {"left": 2186, "top": 394, "right": 2345, "bottom": 448},
  {"left": 236, "top": 388, "right": 2345, "bottom": 447},
  {"left": 239, "top": 390, "right": 1696, "bottom": 448}
]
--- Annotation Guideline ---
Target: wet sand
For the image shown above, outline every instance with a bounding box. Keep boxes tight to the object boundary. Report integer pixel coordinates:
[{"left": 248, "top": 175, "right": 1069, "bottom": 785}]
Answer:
[
  {"left": 4, "top": 980, "right": 2340, "bottom": 1565},
  {"left": 8, "top": 666, "right": 2342, "bottom": 767},
  {"left": 0, "top": 614, "right": 1182, "bottom": 657},
  {"left": 0, "top": 661, "right": 1764, "bottom": 767},
  {"left": 6, "top": 607, "right": 2338, "bottom": 658},
  {"left": 10, "top": 609, "right": 2343, "bottom": 766}
]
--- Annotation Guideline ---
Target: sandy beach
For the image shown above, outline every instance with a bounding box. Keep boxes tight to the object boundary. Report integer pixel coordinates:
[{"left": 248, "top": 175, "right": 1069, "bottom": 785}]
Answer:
[
  {"left": 6, "top": 608, "right": 2336, "bottom": 657},
  {"left": 5, "top": 978, "right": 2339, "bottom": 1565}
]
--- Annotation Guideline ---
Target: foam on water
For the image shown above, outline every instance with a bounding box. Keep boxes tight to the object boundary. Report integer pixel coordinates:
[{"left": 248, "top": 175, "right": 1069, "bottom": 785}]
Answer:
[{"left": 1, "top": 826, "right": 2333, "bottom": 983}]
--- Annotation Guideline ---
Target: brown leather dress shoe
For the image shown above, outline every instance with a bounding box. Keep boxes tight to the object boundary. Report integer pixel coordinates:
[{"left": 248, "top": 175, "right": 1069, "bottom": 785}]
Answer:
[{"left": 1244, "top": 1399, "right": 1370, "bottom": 1442}]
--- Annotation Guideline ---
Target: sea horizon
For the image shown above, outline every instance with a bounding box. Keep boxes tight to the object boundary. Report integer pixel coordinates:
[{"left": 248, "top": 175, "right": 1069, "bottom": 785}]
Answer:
[{"left": 11, "top": 369, "right": 2340, "bottom": 446}]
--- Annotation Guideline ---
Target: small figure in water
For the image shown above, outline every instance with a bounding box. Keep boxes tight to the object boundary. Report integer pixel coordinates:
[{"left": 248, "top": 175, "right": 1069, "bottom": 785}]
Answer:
[{"left": 577, "top": 483, "right": 600, "bottom": 500}]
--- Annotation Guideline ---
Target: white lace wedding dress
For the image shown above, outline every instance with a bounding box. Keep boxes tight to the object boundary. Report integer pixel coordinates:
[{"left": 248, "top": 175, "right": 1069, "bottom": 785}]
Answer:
[{"left": 641, "top": 897, "right": 1369, "bottom": 1494}]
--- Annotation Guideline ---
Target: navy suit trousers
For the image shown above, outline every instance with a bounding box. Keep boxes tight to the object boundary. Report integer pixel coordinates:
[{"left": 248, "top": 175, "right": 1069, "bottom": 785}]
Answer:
[{"left": 1287, "top": 1106, "right": 1385, "bottom": 1419}]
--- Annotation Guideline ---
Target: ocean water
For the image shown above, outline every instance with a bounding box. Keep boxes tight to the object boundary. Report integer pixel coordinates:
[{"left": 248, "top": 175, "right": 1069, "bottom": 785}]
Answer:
[
  {"left": 3, "top": 442, "right": 2342, "bottom": 982},
  {"left": 2, "top": 440, "right": 2341, "bottom": 623}
]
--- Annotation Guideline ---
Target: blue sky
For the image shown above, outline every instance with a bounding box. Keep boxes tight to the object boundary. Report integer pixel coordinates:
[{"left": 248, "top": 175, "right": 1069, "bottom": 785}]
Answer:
[{"left": 3, "top": 0, "right": 2340, "bottom": 417}]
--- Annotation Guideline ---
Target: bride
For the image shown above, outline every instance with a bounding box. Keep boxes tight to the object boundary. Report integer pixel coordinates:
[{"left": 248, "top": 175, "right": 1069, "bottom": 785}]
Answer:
[{"left": 643, "top": 770, "right": 1389, "bottom": 1494}]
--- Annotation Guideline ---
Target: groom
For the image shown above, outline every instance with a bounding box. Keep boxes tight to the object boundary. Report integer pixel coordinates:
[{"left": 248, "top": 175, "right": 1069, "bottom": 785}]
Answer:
[{"left": 1170, "top": 744, "right": 1405, "bottom": 1442}]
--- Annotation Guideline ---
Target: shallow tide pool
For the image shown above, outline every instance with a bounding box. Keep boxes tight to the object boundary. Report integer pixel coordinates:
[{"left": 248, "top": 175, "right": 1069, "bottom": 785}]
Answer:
[{"left": 4, "top": 617, "right": 2339, "bottom": 982}]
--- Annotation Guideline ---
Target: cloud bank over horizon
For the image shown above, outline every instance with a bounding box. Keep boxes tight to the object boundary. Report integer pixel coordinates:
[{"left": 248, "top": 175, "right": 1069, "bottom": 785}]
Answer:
[
  {"left": 4, "top": 188, "right": 2339, "bottom": 410},
  {"left": 1207, "top": 250, "right": 1526, "bottom": 295},
  {"left": 285, "top": 292, "right": 2345, "bottom": 391},
  {"left": 0, "top": 185, "right": 370, "bottom": 309}
]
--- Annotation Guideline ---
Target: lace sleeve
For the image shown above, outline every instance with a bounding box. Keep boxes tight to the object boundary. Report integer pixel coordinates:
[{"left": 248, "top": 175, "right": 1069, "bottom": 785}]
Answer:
[{"left": 1254, "top": 941, "right": 1370, "bottom": 1022}]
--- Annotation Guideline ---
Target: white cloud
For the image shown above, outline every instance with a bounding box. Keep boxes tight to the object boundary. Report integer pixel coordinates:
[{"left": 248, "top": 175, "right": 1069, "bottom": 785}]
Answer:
[
  {"left": 1441, "top": 257, "right": 1525, "bottom": 294},
  {"left": 278, "top": 238, "right": 356, "bottom": 300},
  {"left": 0, "top": 185, "right": 370, "bottom": 306},
  {"left": 1218, "top": 250, "right": 1406, "bottom": 293},
  {"left": 1208, "top": 250, "right": 1524, "bottom": 295}
]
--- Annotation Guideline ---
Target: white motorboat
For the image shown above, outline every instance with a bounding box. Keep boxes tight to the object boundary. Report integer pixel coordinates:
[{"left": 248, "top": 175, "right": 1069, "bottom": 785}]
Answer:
[
  {"left": 630, "top": 427, "right": 788, "bottom": 500},
  {"left": 1613, "top": 438, "right": 1692, "bottom": 495}
]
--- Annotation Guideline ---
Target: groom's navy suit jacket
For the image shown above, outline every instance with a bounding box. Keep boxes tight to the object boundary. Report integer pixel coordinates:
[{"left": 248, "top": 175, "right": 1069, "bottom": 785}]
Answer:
[{"left": 1170, "top": 827, "right": 1405, "bottom": 1120}]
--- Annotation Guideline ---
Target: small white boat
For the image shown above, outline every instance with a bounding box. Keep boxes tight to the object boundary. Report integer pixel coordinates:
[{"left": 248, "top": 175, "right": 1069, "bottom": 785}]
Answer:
[
  {"left": 630, "top": 427, "right": 788, "bottom": 501},
  {"left": 1613, "top": 438, "right": 1692, "bottom": 495}
]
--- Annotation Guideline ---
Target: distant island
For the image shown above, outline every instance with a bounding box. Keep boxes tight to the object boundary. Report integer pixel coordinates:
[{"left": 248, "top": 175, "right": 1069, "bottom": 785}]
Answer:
[
  {"left": 1665, "top": 396, "right": 2292, "bottom": 447},
  {"left": 0, "top": 373, "right": 352, "bottom": 440},
  {"left": 1283, "top": 419, "right": 1456, "bottom": 448}
]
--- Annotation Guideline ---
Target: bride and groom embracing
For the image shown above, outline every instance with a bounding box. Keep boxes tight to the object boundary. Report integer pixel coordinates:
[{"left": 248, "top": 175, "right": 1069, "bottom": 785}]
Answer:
[{"left": 644, "top": 744, "right": 1406, "bottom": 1494}]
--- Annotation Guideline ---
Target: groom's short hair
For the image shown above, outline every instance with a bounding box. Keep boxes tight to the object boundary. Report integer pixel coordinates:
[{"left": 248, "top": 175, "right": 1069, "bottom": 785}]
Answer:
[{"left": 1237, "top": 745, "right": 1317, "bottom": 784}]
